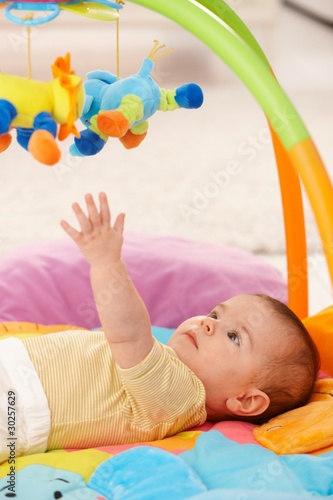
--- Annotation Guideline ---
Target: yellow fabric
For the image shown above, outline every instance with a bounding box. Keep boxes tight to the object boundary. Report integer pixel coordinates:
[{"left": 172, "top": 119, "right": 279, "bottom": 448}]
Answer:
[
  {"left": 254, "top": 378, "right": 333, "bottom": 454},
  {"left": 20, "top": 332, "right": 206, "bottom": 451},
  {"left": 303, "top": 305, "right": 333, "bottom": 376},
  {"left": 0, "top": 75, "right": 52, "bottom": 129}
]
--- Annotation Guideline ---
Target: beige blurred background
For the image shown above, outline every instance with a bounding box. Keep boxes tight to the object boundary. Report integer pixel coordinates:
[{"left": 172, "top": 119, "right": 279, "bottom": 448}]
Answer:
[{"left": 0, "top": 0, "right": 332, "bottom": 314}]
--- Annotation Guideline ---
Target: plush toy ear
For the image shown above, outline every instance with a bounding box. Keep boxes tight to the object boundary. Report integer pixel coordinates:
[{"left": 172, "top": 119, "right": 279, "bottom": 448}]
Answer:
[
  {"left": 81, "top": 78, "right": 109, "bottom": 118},
  {"left": 86, "top": 70, "right": 118, "bottom": 84},
  {"left": 82, "top": 94, "right": 94, "bottom": 116},
  {"left": 226, "top": 388, "right": 270, "bottom": 417}
]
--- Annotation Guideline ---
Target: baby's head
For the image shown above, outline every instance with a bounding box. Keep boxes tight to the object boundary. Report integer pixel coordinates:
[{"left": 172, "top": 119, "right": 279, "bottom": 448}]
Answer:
[{"left": 168, "top": 294, "right": 320, "bottom": 424}]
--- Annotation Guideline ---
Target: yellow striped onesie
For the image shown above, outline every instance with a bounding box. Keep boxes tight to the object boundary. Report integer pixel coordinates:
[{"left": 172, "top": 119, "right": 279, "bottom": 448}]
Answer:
[{"left": 21, "top": 330, "right": 207, "bottom": 450}]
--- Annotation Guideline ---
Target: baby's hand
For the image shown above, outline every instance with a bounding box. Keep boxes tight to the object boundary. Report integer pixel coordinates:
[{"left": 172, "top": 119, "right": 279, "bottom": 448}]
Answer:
[{"left": 60, "top": 192, "right": 125, "bottom": 267}]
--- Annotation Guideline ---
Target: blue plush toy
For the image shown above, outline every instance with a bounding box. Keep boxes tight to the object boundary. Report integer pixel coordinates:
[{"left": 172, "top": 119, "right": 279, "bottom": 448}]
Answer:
[
  {"left": 0, "top": 447, "right": 206, "bottom": 499},
  {"left": 69, "top": 42, "right": 204, "bottom": 156}
]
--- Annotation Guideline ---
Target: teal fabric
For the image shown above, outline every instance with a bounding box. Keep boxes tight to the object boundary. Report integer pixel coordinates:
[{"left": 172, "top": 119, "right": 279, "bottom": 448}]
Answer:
[
  {"left": 151, "top": 325, "right": 175, "bottom": 344},
  {"left": 89, "top": 446, "right": 206, "bottom": 499},
  {"left": 182, "top": 432, "right": 333, "bottom": 497}
]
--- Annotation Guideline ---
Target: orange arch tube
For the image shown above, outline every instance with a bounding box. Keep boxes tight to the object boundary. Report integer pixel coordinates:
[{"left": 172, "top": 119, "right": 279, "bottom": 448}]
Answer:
[
  {"left": 270, "top": 126, "right": 309, "bottom": 319},
  {"left": 288, "top": 139, "right": 333, "bottom": 287}
]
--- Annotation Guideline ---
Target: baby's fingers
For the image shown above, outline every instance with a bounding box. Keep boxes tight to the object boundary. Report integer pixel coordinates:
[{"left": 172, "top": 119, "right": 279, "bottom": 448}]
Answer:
[
  {"left": 72, "top": 202, "right": 93, "bottom": 234},
  {"left": 113, "top": 212, "right": 126, "bottom": 234},
  {"left": 59, "top": 219, "right": 81, "bottom": 241},
  {"left": 85, "top": 193, "right": 101, "bottom": 228},
  {"left": 99, "top": 192, "right": 111, "bottom": 226}
]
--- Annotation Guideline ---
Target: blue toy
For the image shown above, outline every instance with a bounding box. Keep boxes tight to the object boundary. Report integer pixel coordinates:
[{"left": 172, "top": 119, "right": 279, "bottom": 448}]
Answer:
[
  {"left": 0, "top": 447, "right": 206, "bottom": 499},
  {"left": 69, "top": 41, "right": 204, "bottom": 156},
  {"left": 0, "top": 464, "right": 102, "bottom": 499}
]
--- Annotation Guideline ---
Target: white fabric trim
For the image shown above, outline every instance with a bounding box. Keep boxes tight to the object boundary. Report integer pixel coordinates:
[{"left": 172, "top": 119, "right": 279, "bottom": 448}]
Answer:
[{"left": 0, "top": 337, "right": 50, "bottom": 463}]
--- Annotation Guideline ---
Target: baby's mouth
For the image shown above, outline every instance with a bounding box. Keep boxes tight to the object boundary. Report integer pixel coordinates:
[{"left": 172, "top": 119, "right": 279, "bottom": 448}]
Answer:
[{"left": 185, "top": 331, "right": 198, "bottom": 348}]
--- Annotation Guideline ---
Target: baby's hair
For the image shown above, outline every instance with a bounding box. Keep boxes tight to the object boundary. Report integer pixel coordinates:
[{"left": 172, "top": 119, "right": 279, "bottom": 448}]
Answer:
[{"left": 241, "top": 294, "right": 321, "bottom": 425}]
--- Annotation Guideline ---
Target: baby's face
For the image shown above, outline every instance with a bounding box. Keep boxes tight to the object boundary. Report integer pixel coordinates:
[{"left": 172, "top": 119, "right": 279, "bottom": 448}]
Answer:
[{"left": 168, "top": 294, "right": 283, "bottom": 416}]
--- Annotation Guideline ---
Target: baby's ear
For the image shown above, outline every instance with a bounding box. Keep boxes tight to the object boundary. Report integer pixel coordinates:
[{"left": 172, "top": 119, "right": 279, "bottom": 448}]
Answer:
[{"left": 226, "top": 388, "right": 270, "bottom": 417}]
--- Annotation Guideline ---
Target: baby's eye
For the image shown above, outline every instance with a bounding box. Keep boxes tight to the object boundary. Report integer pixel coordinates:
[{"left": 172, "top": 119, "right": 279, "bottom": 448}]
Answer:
[
  {"left": 208, "top": 311, "right": 218, "bottom": 320},
  {"left": 227, "top": 331, "right": 240, "bottom": 345}
]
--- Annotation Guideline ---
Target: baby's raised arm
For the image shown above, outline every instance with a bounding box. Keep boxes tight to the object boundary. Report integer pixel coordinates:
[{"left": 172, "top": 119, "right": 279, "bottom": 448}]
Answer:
[{"left": 60, "top": 192, "right": 153, "bottom": 368}]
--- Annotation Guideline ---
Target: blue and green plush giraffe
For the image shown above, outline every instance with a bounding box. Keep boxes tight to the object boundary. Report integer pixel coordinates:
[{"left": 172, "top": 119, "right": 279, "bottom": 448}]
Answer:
[{"left": 70, "top": 43, "right": 204, "bottom": 157}]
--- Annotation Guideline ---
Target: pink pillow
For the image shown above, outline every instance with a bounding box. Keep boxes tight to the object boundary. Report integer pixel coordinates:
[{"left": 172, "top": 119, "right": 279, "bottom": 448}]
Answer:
[{"left": 0, "top": 232, "right": 287, "bottom": 329}]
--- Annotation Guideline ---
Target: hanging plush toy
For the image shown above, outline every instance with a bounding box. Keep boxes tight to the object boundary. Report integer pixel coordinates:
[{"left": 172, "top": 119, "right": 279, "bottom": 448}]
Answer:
[
  {"left": 70, "top": 41, "right": 204, "bottom": 156},
  {"left": 0, "top": 53, "right": 84, "bottom": 165}
]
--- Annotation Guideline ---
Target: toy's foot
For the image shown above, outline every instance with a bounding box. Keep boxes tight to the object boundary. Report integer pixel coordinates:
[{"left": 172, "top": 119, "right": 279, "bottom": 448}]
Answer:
[
  {"left": 28, "top": 130, "right": 61, "bottom": 166},
  {"left": 175, "top": 83, "right": 204, "bottom": 109},
  {"left": 0, "top": 133, "right": 12, "bottom": 153},
  {"left": 71, "top": 129, "right": 106, "bottom": 156},
  {"left": 97, "top": 111, "right": 130, "bottom": 138},
  {"left": 119, "top": 130, "right": 147, "bottom": 149}
]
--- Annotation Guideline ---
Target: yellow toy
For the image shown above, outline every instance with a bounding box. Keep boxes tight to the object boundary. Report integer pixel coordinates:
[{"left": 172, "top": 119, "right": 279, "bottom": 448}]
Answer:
[{"left": 0, "top": 53, "right": 84, "bottom": 166}]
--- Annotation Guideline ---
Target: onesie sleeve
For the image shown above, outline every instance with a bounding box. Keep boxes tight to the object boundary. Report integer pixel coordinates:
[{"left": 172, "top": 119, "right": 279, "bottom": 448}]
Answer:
[{"left": 117, "top": 339, "right": 206, "bottom": 435}]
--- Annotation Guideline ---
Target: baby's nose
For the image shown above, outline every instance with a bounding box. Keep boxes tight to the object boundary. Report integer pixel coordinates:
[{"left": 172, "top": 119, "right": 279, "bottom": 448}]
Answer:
[{"left": 200, "top": 318, "right": 214, "bottom": 335}]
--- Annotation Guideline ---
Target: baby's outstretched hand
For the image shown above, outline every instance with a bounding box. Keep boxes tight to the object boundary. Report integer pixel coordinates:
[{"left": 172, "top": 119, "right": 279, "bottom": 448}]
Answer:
[{"left": 60, "top": 192, "right": 125, "bottom": 266}]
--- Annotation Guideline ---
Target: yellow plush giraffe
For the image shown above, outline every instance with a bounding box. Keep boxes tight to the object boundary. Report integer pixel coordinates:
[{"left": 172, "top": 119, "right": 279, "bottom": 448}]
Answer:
[{"left": 0, "top": 53, "right": 84, "bottom": 165}]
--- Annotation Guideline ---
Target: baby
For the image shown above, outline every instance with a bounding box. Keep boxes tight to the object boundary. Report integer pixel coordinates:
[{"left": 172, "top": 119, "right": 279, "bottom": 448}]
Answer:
[{"left": 0, "top": 193, "right": 320, "bottom": 463}]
